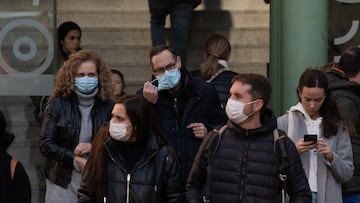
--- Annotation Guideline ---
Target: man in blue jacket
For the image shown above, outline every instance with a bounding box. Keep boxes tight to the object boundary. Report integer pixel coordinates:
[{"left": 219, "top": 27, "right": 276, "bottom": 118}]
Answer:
[{"left": 140, "top": 44, "right": 226, "bottom": 181}]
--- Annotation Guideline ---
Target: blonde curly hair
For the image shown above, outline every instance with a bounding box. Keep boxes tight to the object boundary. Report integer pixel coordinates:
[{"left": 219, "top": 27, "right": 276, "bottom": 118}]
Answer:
[{"left": 51, "top": 50, "right": 113, "bottom": 101}]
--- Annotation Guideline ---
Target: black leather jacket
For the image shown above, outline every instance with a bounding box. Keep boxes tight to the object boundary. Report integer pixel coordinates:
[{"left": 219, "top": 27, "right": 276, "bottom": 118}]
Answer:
[
  {"left": 78, "top": 131, "right": 185, "bottom": 203},
  {"left": 39, "top": 95, "right": 113, "bottom": 188}
]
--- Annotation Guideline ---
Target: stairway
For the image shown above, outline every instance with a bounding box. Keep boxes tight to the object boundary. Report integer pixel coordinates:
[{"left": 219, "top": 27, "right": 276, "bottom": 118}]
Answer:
[{"left": 58, "top": 0, "right": 270, "bottom": 93}]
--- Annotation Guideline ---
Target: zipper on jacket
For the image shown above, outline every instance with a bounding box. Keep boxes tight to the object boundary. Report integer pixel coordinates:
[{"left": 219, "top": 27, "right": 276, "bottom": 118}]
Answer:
[
  {"left": 173, "top": 97, "right": 181, "bottom": 159},
  {"left": 105, "top": 142, "right": 159, "bottom": 202},
  {"left": 126, "top": 174, "right": 131, "bottom": 203}
]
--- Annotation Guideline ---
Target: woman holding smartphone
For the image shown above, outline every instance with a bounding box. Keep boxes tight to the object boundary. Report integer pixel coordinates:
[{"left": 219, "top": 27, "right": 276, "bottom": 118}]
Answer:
[{"left": 277, "top": 68, "right": 354, "bottom": 203}]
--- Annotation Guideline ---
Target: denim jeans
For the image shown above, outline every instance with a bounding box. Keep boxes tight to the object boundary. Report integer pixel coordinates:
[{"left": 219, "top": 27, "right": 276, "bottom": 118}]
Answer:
[
  {"left": 343, "top": 193, "right": 360, "bottom": 203},
  {"left": 312, "top": 192, "right": 317, "bottom": 203},
  {"left": 148, "top": 1, "right": 193, "bottom": 68}
]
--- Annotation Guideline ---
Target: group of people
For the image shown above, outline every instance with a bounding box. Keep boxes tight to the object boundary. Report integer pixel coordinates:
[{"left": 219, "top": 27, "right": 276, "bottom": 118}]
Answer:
[
  {"left": 30, "top": 18, "right": 230, "bottom": 203},
  {"left": 2, "top": 17, "right": 359, "bottom": 203}
]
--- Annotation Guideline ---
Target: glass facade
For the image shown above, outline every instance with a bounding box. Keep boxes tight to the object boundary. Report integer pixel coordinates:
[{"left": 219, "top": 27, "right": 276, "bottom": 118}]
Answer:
[
  {"left": 0, "top": 0, "right": 56, "bottom": 95},
  {"left": 0, "top": 1, "right": 55, "bottom": 202},
  {"left": 329, "top": 0, "right": 360, "bottom": 62}
]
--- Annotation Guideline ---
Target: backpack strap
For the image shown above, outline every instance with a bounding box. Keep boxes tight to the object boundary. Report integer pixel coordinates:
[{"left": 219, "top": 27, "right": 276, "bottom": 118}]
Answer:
[
  {"left": 10, "top": 158, "right": 17, "bottom": 180},
  {"left": 273, "top": 129, "right": 289, "bottom": 202},
  {"left": 207, "top": 125, "right": 227, "bottom": 163},
  {"left": 202, "top": 125, "right": 227, "bottom": 203}
]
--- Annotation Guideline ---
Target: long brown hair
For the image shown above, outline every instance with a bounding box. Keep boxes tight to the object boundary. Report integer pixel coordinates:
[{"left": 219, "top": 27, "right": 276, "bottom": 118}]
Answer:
[
  {"left": 51, "top": 50, "right": 113, "bottom": 101},
  {"left": 83, "top": 95, "right": 167, "bottom": 201},
  {"left": 200, "top": 34, "right": 231, "bottom": 80}
]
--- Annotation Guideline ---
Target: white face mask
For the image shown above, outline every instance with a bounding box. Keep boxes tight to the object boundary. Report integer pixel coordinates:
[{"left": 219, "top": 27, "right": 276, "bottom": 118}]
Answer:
[
  {"left": 225, "top": 98, "right": 258, "bottom": 124},
  {"left": 109, "top": 122, "right": 131, "bottom": 142}
]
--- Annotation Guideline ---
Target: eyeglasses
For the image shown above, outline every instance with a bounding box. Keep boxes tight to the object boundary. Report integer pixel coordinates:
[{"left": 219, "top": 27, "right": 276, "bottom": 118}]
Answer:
[{"left": 153, "top": 62, "right": 176, "bottom": 76}]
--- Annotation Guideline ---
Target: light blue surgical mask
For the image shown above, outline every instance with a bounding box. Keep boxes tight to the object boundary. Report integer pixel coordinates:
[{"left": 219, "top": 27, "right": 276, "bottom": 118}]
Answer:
[
  {"left": 156, "top": 68, "right": 181, "bottom": 91},
  {"left": 74, "top": 76, "right": 98, "bottom": 94}
]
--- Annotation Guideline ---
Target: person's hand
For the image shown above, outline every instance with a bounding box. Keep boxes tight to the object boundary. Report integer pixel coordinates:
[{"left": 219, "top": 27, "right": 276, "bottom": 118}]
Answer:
[
  {"left": 74, "top": 156, "right": 87, "bottom": 173},
  {"left": 143, "top": 81, "right": 158, "bottom": 104},
  {"left": 316, "top": 138, "right": 333, "bottom": 162},
  {"left": 295, "top": 138, "right": 317, "bottom": 154},
  {"left": 74, "top": 142, "right": 92, "bottom": 156},
  {"left": 187, "top": 122, "right": 208, "bottom": 139}
]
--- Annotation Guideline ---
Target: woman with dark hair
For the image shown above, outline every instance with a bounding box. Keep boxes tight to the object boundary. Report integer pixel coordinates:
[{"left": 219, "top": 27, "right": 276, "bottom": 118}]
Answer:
[
  {"left": 58, "top": 21, "right": 82, "bottom": 64},
  {"left": 110, "top": 69, "right": 126, "bottom": 98},
  {"left": 32, "top": 21, "right": 82, "bottom": 126},
  {"left": 277, "top": 68, "right": 354, "bottom": 203},
  {"left": 40, "top": 50, "right": 114, "bottom": 203},
  {"left": 0, "top": 110, "right": 31, "bottom": 203},
  {"left": 199, "top": 34, "right": 237, "bottom": 108},
  {"left": 78, "top": 95, "right": 185, "bottom": 203}
]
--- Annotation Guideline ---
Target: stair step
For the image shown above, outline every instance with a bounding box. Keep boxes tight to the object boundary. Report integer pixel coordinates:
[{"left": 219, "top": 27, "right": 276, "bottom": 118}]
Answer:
[{"left": 58, "top": 10, "right": 269, "bottom": 29}]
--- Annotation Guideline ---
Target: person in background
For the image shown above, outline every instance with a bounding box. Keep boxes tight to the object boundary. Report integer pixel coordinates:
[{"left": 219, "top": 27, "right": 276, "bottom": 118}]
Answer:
[
  {"left": 148, "top": 0, "right": 200, "bottom": 68},
  {"left": 78, "top": 95, "right": 185, "bottom": 202},
  {"left": 277, "top": 68, "right": 354, "bottom": 203},
  {"left": 324, "top": 47, "right": 360, "bottom": 203},
  {"left": 40, "top": 50, "right": 114, "bottom": 203},
  {"left": 198, "top": 34, "right": 237, "bottom": 108},
  {"left": 57, "top": 21, "right": 82, "bottom": 66},
  {"left": 110, "top": 69, "right": 127, "bottom": 99},
  {"left": 32, "top": 21, "right": 82, "bottom": 126},
  {"left": 0, "top": 110, "right": 31, "bottom": 203},
  {"left": 187, "top": 73, "right": 311, "bottom": 202},
  {"left": 140, "top": 44, "right": 226, "bottom": 182}
]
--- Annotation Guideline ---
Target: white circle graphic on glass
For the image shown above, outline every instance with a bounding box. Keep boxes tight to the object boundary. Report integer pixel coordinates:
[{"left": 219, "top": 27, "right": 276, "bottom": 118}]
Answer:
[
  {"left": 12, "top": 36, "right": 37, "bottom": 61},
  {"left": 0, "top": 18, "right": 54, "bottom": 76}
]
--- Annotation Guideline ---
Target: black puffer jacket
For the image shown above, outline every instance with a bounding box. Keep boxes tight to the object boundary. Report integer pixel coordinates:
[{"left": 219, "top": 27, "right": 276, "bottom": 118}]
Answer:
[
  {"left": 78, "top": 131, "right": 185, "bottom": 203},
  {"left": 39, "top": 95, "right": 113, "bottom": 188},
  {"left": 187, "top": 108, "right": 311, "bottom": 203},
  {"left": 327, "top": 69, "right": 360, "bottom": 195}
]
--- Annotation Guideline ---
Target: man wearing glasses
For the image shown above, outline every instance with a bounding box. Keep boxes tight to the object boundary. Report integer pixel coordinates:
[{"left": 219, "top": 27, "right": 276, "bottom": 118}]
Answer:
[{"left": 140, "top": 44, "right": 226, "bottom": 182}]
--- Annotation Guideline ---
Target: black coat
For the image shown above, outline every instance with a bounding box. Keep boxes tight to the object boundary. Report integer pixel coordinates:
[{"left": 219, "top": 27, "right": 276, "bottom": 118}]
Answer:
[
  {"left": 140, "top": 70, "right": 226, "bottom": 181},
  {"left": 327, "top": 70, "right": 360, "bottom": 195},
  {"left": 0, "top": 150, "right": 31, "bottom": 203},
  {"left": 208, "top": 70, "right": 238, "bottom": 108},
  {"left": 78, "top": 131, "right": 185, "bottom": 203},
  {"left": 40, "top": 95, "right": 113, "bottom": 188},
  {"left": 187, "top": 108, "right": 311, "bottom": 203}
]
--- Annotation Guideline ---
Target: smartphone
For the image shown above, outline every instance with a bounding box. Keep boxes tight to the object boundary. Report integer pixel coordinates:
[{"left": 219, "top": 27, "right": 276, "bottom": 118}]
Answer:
[{"left": 304, "top": 134, "right": 317, "bottom": 142}]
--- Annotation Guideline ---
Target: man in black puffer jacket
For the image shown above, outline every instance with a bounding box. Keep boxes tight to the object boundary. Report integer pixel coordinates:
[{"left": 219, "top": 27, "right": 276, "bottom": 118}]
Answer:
[
  {"left": 187, "top": 73, "right": 311, "bottom": 202},
  {"left": 325, "top": 47, "right": 360, "bottom": 202}
]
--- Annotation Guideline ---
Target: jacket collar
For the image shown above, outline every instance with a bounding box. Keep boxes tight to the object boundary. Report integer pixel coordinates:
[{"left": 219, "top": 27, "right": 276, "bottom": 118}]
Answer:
[{"left": 227, "top": 107, "right": 277, "bottom": 139}]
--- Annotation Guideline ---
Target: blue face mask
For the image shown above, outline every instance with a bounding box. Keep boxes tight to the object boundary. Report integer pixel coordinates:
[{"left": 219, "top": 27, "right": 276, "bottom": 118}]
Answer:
[
  {"left": 156, "top": 68, "right": 181, "bottom": 91},
  {"left": 74, "top": 76, "right": 98, "bottom": 94}
]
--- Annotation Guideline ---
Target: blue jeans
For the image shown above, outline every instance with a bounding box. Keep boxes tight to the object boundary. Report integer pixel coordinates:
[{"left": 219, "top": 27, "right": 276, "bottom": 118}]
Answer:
[
  {"left": 312, "top": 192, "right": 317, "bottom": 203},
  {"left": 343, "top": 194, "right": 360, "bottom": 203},
  {"left": 148, "top": 1, "right": 193, "bottom": 68}
]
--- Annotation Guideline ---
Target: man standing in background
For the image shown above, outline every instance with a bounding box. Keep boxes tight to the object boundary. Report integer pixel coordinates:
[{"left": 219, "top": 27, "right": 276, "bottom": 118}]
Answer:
[
  {"left": 148, "top": 0, "right": 200, "bottom": 68},
  {"left": 326, "top": 47, "right": 360, "bottom": 203}
]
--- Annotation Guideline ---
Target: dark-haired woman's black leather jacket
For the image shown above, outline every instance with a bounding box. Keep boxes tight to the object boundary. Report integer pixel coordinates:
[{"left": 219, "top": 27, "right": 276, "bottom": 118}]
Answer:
[{"left": 78, "top": 131, "right": 185, "bottom": 203}]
